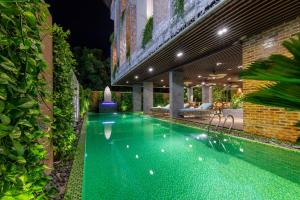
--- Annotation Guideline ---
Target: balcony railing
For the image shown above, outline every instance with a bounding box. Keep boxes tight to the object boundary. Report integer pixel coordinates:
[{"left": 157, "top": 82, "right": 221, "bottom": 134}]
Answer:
[{"left": 113, "top": 0, "right": 223, "bottom": 84}]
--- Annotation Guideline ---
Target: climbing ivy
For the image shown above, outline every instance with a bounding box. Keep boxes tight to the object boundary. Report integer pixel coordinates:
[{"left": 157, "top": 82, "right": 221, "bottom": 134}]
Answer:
[
  {"left": 142, "top": 17, "right": 153, "bottom": 48},
  {"left": 174, "top": 0, "right": 185, "bottom": 17},
  {"left": 0, "top": 1, "right": 54, "bottom": 199},
  {"left": 79, "top": 86, "right": 91, "bottom": 118},
  {"left": 52, "top": 25, "right": 76, "bottom": 160}
]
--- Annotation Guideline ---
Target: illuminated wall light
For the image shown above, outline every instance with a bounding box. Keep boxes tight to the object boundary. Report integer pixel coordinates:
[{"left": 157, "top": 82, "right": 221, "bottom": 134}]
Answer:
[
  {"left": 217, "top": 27, "right": 228, "bottom": 36},
  {"left": 148, "top": 67, "right": 153, "bottom": 72},
  {"left": 176, "top": 52, "right": 183, "bottom": 57}
]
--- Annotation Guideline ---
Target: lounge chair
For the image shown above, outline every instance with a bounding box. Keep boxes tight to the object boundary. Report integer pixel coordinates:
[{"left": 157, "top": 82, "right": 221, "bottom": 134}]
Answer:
[
  {"left": 178, "top": 103, "right": 213, "bottom": 118},
  {"left": 151, "top": 104, "right": 170, "bottom": 113}
]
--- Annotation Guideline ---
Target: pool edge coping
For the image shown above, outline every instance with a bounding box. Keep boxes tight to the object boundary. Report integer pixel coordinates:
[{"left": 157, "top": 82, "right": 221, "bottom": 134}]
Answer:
[
  {"left": 146, "top": 114, "right": 300, "bottom": 154},
  {"left": 63, "top": 116, "right": 87, "bottom": 200}
]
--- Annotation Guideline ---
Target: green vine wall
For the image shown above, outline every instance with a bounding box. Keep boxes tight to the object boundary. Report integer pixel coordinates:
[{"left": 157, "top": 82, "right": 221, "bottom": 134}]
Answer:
[
  {"left": 0, "top": 1, "right": 54, "bottom": 199},
  {"left": 174, "top": 0, "right": 185, "bottom": 17},
  {"left": 142, "top": 17, "right": 153, "bottom": 48},
  {"left": 52, "top": 25, "right": 76, "bottom": 160}
]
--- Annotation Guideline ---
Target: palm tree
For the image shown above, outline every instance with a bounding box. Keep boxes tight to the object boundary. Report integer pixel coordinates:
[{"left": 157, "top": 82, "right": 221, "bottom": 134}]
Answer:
[{"left": 240, "top": 34, "right": 300, "bottom": 127}]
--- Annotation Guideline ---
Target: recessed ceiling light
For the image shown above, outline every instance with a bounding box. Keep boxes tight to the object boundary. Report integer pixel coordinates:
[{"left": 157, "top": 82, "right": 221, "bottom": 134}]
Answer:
[
  {"left": 212, "top": 77, "right": 216, "bottom": 80},
  {"left": 227, "top": 68, "right": 232, "bottom": 71},
  {"left": 176, "top": 52, "right": 183, "bottom": 57},
  {"left": 126, "top": 81, "right": 129, "bottom": 84},
  {"left": 223, "top": 84, "right": 227, "bottom": 87},
  {"left": 217, "top": 27, "right": 228, "bottom": 36},
  {"left": 148, "top": 67, "right": 153, "bottom": 72},
  {"left": 216, "top": 62, "right": 222, "bottom": 66},
  {"left": 134, "top": 75, "right": 139, "bottom": 79},
  {"left": 163, "top": 85, "right": 166, "bottom": 88},
  {"left": 161, "top": 79, "right": 164, "bottom": 82},
  {"left": 197, "top": 75, "right": 202, "bottom": 78},
  {"left": 201, "top": 82, "right": 205, "bottom": 85}
]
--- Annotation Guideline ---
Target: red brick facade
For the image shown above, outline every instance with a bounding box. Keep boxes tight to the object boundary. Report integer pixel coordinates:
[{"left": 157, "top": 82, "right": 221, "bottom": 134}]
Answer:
[{"left": 242, "top": 17, "right": 300, "bottom": 143}]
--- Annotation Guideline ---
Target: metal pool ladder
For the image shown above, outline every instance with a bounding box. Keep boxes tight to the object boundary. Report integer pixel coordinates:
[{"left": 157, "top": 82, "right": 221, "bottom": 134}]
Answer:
[{"left": 207, "top": 114, "right": 235, "bottom": 134}]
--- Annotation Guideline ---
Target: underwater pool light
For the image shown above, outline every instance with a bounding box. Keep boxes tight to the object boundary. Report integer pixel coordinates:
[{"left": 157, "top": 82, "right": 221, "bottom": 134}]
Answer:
[{"left": 102, "top": 121, "right": 115, "bottom": 124}]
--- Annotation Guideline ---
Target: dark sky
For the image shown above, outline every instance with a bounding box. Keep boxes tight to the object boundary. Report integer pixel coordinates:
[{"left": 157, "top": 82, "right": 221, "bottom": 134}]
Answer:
[{"left": 46, "top": 0, "right": 113, "bottom": 58}]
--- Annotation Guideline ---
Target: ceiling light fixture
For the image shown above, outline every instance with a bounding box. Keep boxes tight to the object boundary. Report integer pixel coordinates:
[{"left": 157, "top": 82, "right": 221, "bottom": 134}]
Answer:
[
  {"left": 216, "top": 62, "right": 222, "bottom": 66},
  {"left": 217, "top": 27, "right": 228, "bottom": 36},
  {"left": 227, "top": 77, "right": 231, "bottom": 81},
  {"left": 126, "top": 81, "right": 129, "bottom": 84},
  {"left": 134, "top": 75, "right": 139, "bottom": 79},
  {"left": 197, "top": 75, "right": 202, "bottom": 78},
  {"left": 201, "top": 82, "right": 205, "bottom": 85},
  {"left": 227, "top": 68, "right": 232, "bottom": 71},
  {"left": 161, "top": 79, "right": 164, "bottom": 82},
  {"left": 148, "top": 67, "right": 153, "bottom": 72},
  {"left": 176, "top": 52, "right": 183, "bottom": 57}
]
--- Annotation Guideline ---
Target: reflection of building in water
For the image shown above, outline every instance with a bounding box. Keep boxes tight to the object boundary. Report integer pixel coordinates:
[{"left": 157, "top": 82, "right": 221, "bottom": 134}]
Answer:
[{"left": 104, "top": 124, "right": 112, "bottom": 140}]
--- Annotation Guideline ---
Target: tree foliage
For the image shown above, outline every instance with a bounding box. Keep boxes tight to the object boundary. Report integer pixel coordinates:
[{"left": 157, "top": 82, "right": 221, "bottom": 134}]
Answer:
[
  {"left": 241, "top": 34, "right": 300, "bottom": 126},
  {"left": 73, "top": 47, "right": 110, "bottom": 91},
  {"left": 52, "top": 24, "right": 76, "bottom": 160},
  {"left": 0, "top": 1, "right": 53, "bottom": 199}
]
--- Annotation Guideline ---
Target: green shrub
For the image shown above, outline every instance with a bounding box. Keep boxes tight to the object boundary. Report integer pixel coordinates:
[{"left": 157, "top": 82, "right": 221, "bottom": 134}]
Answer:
[
  {"left": 0, "top": 2, "right": 54, "bottom": 199},
  {"left": 142, "top": 17, "right": 153, "bottom": 48},
  {"left": 52, "top": 25, "right": 77, "bottom": 160},
  {"left": 80, "top": 86, "right": 91, "bottom": 117},
  {"left": 231, "top": 94, "right": 243, "bottom": 109},
  {"left": 154, "top": 93, "right": 167, "bottom": 107}
]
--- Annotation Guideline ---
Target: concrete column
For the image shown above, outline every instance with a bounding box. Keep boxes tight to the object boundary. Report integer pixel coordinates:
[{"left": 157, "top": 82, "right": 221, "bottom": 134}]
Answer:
[
  {"left": 169, "top": 71, "right": 184, "bottom": 118},
  {"left": 132, "top": 84, "right": 142, "bottom": 112},
  {"left": 143, "top": 82, "right": 153, "bottom": 113},
  {"left": 202, "top": 86, "right": 213, "bottom": 103},
  {"left": 187, "top": 87, "right": 193, "bottom": 102}
]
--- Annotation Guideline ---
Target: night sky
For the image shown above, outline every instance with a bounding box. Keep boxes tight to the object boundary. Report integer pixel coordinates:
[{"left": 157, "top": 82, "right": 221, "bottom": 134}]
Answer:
[{"left": 45, "top": 0, "right": 113, "bottom": 58}]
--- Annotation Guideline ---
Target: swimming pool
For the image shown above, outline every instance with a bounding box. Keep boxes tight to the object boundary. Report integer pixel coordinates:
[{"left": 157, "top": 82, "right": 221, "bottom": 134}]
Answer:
[{"left": 83, "top": 113, "right": 300, "bottom": 200}]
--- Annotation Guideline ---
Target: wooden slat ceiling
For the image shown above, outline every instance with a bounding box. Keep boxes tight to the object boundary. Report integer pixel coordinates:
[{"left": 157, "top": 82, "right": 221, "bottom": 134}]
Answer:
[{"left": 114, "top": 0, "right": 300, "bottom": 87}]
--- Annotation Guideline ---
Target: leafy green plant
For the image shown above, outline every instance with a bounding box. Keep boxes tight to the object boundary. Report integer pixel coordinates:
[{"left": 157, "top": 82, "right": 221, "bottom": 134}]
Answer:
[
  {"left": 0, "top": 2, "right": 54, "bottom": 199},
  {"left": 154, "top": 93, "right": 167, "bottom": 107},
  {"left": 174, "top": 0, "right": 185, "bottom": 17},
  {"left": 231, "top": 94, "right": 243, "bottom": 109},
  {"left": 80, "top": 86, "right": 91, "bottom": 118},
  {"left": 142, "top": 17, "right": 153, "bottom": 48},
  {"left": 52, "top": 25, "right": 76, "bottom": 160},
  {"left": 109, "top": 32, "right": 114, "bottom": 46},
  {"left": 213, "top": 86, "right": 225, "bottom": 102},
  {"left": 241, "top": 34, "right": 300, "bottom": 126},
  {"left": 120, "top": 93, "right": 133, "bottom": 112}
]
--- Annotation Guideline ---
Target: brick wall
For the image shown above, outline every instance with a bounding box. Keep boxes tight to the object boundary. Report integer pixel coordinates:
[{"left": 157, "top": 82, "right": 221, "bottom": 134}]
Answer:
[
  {"left": 40, "top": 14, "right": 53, "bottom": 173},
  {"left": 242, "top": 17, "right": 300, "bottom": 143}
]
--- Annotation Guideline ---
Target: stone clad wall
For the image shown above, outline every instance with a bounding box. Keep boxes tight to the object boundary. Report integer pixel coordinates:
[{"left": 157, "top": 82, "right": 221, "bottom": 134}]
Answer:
[{"left": 242, "top": 17, "right": 300, "bottom": 142}]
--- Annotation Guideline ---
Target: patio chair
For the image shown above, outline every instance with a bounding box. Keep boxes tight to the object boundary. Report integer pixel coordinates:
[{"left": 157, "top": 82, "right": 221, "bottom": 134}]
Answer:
[{"left": 178, "top": 103, "right": 213, "bottom": 118}]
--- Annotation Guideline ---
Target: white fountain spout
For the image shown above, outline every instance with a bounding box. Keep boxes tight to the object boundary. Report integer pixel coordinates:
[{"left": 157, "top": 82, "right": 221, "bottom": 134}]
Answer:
[{"left": 104, "top": 86, "right": 112, "bottom": 102}]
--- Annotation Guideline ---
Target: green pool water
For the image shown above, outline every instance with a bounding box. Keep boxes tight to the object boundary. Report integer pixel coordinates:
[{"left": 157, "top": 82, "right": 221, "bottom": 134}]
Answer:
[{"left": 82, "top": 113, "right": 300, "bottom": 200}]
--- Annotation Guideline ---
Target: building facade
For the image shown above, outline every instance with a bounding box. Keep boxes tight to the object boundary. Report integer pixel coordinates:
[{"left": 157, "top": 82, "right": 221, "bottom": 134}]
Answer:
[{"left": 110, "top": 0, "right": 300, "bottom": 142}]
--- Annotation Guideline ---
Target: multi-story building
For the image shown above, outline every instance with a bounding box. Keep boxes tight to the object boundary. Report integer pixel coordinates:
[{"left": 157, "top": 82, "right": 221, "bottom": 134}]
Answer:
[{"left": 109, "top": 0, "right": 300, "bottom": 142}]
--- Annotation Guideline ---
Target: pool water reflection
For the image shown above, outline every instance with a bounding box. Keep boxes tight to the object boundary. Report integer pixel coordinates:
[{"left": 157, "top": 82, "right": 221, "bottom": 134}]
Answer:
[{"left": 83, "top": 113, "right": 300, "bottom": 200}]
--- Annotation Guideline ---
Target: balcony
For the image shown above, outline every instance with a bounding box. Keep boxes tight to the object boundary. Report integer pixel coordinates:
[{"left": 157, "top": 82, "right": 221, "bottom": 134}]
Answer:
[{"left": 112, "top": 0, "right": 223, "bottom": 84}]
